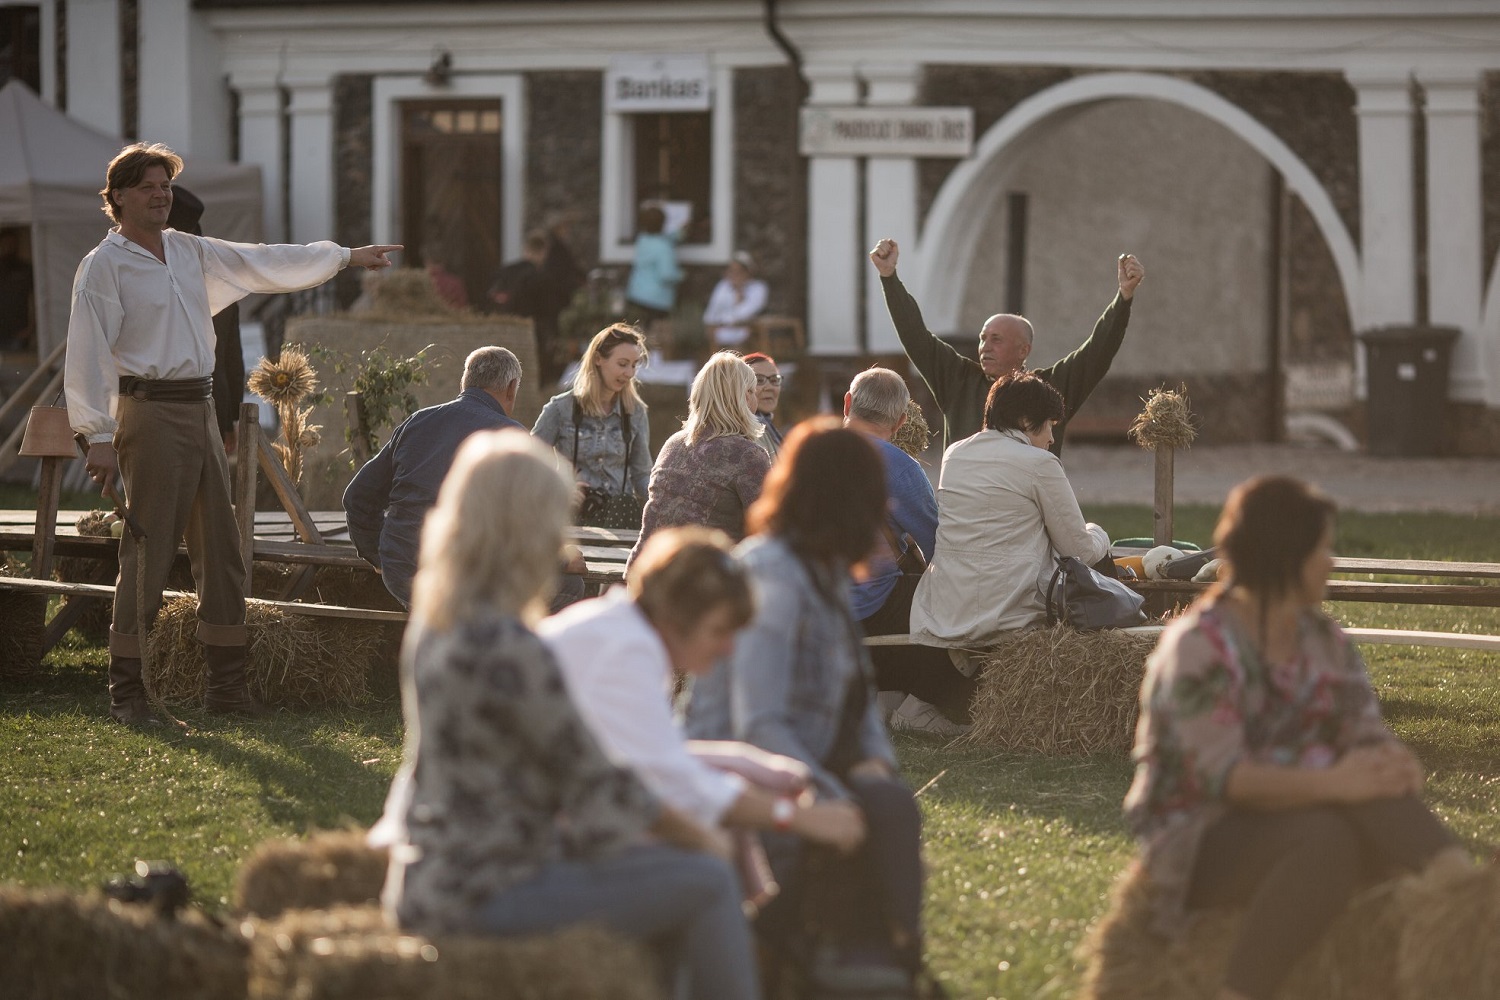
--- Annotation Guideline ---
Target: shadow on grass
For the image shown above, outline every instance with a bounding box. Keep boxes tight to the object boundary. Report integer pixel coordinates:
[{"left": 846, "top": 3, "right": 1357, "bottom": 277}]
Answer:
[{"left": 894, "top": 733, "right": 1134, "bottom": 840}]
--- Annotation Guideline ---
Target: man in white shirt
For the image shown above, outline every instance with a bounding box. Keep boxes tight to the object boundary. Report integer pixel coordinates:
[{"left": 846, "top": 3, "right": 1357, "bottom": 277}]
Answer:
[{"left": 65, "top": 142, "right": 399, "bottom": 725}]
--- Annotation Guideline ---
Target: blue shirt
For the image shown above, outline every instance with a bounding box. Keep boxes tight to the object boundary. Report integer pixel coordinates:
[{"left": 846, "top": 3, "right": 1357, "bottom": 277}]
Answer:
[
  {"left": 625, "top": 232, "right": 683, "bottom": 312},
  {"left": 343, "top": 387, "right": 524, "bottom": 606},
  {"left": 849, "top": 435, "right": 938, "bottom": 620}
]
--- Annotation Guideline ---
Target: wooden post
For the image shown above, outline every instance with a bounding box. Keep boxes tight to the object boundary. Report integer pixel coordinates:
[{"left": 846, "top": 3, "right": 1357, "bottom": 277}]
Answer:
[
  {"left": 1153, "top": 445, "right": 1175, "bottom": 548},
  {"left": 345, "top": 391, "right": 371, "bottom": 466},
  {"left": 29, "top": 456, "right": 63, "bottom": 581},
  {"left": 235, "top": 403, "right": 259, "bottom": 597}
]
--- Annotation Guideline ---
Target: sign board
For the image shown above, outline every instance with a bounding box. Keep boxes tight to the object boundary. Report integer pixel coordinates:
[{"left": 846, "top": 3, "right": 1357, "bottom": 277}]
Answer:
[
  {"left": 799, "top": 106, "right": 974, "bottom": 158},
  {"left": 606, "top": 54, "right": 711, "bottom": 113}
]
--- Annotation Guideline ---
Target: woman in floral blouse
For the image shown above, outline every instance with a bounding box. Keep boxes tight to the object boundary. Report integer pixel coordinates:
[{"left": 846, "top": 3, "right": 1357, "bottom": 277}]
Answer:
[
  {"left": 377, "top": 429, "right": 758, "bottom": 1000},
  {"left": 626, "top": 352, "right": 771, "bottom": 573},
  {"left": 1124, "top": 475, "right": 1465, "bottom": 1000}
]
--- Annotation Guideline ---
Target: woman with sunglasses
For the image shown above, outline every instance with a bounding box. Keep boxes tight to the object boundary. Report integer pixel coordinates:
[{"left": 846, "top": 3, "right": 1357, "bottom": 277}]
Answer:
[
  {"left": 744, "top": 352, "right": 785, "bottom": 460},
  {"left": 625, "top": 352, "right": 771, "bottom": 573},
  {"left": 532, "top": 323, "right": 653, "bottom": 523}
]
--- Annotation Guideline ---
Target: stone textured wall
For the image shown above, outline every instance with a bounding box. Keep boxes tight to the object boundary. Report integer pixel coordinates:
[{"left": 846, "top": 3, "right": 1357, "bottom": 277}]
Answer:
[
  {"left": 1482, "top": 72, "right": 1500, "bottom": 287},
  {"left": 332, "top": 74, "right": 373, "bottom": 308},
  {"left": 525, "top": 70, "right": 603, "bottom": 272},
  {"left": 917, "top": 66, "right": 1359, "bottom": 245},
  {"left": 732, "top": 65, "right": 807, "bottom": 322}
]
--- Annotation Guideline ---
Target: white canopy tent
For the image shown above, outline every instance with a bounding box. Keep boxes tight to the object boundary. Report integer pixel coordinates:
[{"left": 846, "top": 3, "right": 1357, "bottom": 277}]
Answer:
[{"left": 0, "top": 80, "right": 263, "bottom": 360}]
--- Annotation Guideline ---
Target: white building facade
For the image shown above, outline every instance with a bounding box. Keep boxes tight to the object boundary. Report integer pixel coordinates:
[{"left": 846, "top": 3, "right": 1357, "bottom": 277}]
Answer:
[{"left": 13, "top": 0, "right": 1500, "bottom": 452}]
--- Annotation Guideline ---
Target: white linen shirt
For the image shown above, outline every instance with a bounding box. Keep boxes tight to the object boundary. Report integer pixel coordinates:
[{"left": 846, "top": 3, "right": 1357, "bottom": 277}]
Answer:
[
  {"left": 701, "top": 278, "right": 768, "bottom": 347},
  {"left": 65, "top": 229, "right": 346, "bottom": 442},
  {"left": 910, "top": 427, "right": 1110, "bottom": 646},
  {"left": 539, "top": 589, "right": 744, "bottom": 828}
]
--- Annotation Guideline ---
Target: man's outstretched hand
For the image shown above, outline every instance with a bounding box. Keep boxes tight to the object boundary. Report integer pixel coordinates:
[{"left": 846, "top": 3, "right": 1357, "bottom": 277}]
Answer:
[
  {"left": 1118, "top": 254, "right": 1145, "bottom": 301},
  {"left": 349, "top": 245, "right": 403, "bottom": 271},
  {"left": 869, "top": 238, "right": 900, "bottom": 278}
]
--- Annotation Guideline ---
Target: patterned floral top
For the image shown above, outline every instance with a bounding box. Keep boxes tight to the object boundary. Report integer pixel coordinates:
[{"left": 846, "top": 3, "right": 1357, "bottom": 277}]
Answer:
[
  {"left": 626, "top": 430, "right": 771, "bottom": 572},
  {"left": 1123, "top": 601, "right": 1395, "bottom": 934},
  {"left": 382, "top": 612, "right": 660, "bottom": 934}
]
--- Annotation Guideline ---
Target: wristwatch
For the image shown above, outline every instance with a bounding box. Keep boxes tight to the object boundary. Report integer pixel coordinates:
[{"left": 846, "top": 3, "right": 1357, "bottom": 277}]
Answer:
[{"left": 771, "top": 797, "right": 796, "bottom": 832}]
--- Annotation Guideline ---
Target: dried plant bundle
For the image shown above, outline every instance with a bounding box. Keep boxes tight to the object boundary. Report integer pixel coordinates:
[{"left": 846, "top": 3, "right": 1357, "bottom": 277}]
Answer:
[{"left": 1129, "top": 385, "right": 1197, "bottom": 452}]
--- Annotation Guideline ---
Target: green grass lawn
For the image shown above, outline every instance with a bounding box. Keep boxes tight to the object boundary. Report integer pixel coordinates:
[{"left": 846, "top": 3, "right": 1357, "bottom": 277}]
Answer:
[{"left": 0, "top": 503, "right": 1496, "bottom": 999}]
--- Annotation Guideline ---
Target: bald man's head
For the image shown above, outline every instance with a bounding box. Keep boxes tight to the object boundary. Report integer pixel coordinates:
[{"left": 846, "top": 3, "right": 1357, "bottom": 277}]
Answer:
[{"left": 978, "top": 313, "right": 1034, "bottom": 378}]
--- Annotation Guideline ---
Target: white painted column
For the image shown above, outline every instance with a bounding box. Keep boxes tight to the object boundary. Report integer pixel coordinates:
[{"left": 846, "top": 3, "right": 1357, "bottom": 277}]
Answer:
[
  {"left": 285, "top": 78, "right": 336, "bottom": 246},
  {"left": 1350, "top": 71, "right": 1417, "bottom": 329},
  {"left": 36, "top": 0, "right": 57, "bottom": 106},
  {"left": 1419, "top": 69, "right": 1487, "bottom": 404},
  {"left": 805, "top": 64, "right": 861, "bottom": 357},
  {"left": 235, "top": 81, "right": 284, "bottom": 243},
  {"left": 862, "top": 64, "right": 920, "bottom": 354},
  {"left": 135, "top": 0, "right": 192, "bottom": 147},
  {"left": 65, "top": 0, "right": 121, "bottom": 135}
]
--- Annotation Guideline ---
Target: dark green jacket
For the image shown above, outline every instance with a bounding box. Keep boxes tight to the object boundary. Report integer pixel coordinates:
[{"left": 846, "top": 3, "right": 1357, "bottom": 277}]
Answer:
[{"left": 881, "top": 272, "right": 1133, "bottom": 456}]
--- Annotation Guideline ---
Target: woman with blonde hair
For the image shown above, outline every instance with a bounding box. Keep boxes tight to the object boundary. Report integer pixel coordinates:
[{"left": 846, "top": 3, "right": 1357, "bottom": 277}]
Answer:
[
  {"left": 532, "top": 323, "right": 652, "bottom": 526},
  {"left": 378, "top": 429, "right": 759, "bottom": 1000},
  {"left": 626, "top": 351, "right": 772, "bottom": 571}
]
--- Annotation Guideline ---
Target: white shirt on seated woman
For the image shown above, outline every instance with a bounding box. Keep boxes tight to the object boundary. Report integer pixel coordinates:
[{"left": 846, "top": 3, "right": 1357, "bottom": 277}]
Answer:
[
  {"left": 910, "top": 372, "right": 1109, "bottom": 648},
  {"left": 702, "top": 252, "right": 768, "bottom": 348},
  {"left": 541, "top": 526, "right": 865, "bottom": 848}
]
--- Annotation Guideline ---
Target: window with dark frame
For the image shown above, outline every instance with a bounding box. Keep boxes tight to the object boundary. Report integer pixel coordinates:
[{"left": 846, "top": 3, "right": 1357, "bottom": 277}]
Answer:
[
  {"left": 630, "top": 111, "right": 712, "bottom": 245},
  {"left": 0, "top": 5, "right": 42, "bottom": 93}
]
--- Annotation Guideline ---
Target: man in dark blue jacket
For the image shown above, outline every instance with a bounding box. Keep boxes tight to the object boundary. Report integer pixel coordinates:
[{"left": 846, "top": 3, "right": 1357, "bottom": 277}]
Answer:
[{"left": 344, "top": 346, "right": 525, "bottom": 606}]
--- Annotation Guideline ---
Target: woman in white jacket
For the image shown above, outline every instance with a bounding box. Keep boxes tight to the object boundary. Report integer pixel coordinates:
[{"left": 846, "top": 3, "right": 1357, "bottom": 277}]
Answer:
[{"left": 910, "top": 372, "right": 1110, "bottom": 647}]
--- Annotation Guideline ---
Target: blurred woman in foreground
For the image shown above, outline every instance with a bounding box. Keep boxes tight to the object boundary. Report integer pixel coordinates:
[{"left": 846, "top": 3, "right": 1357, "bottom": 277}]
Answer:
[
  {"left": 378, "top": 429, "right": 757, "bottom": 1000},
  {"left": 685, "top": 418, "right": 929, "bottom": 995},
  {"left": 1125, "top": 475, "right": 1466, "bottom": 1000}
]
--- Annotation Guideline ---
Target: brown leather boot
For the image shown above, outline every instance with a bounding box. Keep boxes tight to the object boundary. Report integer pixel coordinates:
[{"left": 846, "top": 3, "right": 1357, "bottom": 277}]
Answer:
[
  {"left": 108, "top": 655, "right": 162, "bottom": 726},
  {"left": 203, "top": 644, "right": 270, "bottom": 717}
]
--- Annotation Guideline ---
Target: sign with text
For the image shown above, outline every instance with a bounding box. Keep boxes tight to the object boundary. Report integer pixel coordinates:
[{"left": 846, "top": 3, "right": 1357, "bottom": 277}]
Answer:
[
  {"left": 799, "top": 106, "right": 974, "bottom": 158},
  {"left": 606, "top": 54, "right": 711, "bottom": 113}
]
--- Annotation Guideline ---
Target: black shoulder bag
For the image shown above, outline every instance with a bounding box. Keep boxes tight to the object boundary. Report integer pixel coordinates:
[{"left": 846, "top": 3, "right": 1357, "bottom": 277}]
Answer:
[
  {"left": 572, "top": 397, "right": 645, "bottom": 530},
  {"left": 1044, "top": 554, "right": 1147, "bottom": 630}
]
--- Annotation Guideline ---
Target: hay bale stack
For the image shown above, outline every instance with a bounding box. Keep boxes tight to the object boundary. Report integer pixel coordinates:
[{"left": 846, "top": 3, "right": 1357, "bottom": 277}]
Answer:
[
  {"left": 235, "top": 831, "right": 390, "bottom": 919},
  {"left": 1080, "top": 855, "right": 1499, "bottom": 1000},
  {"left": 959, "top": 624, "right": 1156, "bottom": 755},
  {"left": 247, "top": 905, "right": 665, "bottom": 1000},
  {"left": 0, "top": 885, "right": 249, "bottom": 1000},
  {"left": 1394, "top": 852, "right": 1500, "bottom": 999},
  {"left": 0, "top": 589, "right": 46, "bottom": 680},
  {"left": 53, "top": 509, "right": 117, "bottom": 643},
  {"left": 145, "top": 595, "right": 381, "bottom": 708}
]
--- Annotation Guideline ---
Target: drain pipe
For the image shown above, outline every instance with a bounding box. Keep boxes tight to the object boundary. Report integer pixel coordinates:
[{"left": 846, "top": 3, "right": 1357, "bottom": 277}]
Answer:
[{"left": 763, "top": 0, "right": 809, "bottom": 103}]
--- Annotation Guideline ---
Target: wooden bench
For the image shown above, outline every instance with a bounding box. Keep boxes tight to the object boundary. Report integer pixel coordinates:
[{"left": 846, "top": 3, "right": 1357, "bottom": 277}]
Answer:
[{"left": 863, "top": 626, "right": 1500, "bottom": 652}]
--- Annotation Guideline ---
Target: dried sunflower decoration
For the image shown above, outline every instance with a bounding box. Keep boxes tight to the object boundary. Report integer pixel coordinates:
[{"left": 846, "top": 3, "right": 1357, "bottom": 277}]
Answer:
[
  {"left": 1129, "top": 384, "right": 1197, "bottom": 453},
  {"left": 248, "top": 346, "right": 323, "bottom": 483},
  {"left": 892, "top": 398, "right": 933, "bottom": 461}
]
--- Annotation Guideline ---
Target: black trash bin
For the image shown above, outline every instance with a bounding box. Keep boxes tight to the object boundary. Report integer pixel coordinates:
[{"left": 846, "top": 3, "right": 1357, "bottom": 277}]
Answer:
[{"left": 1355, "top": 325, "right": 1461, "bottom": 457}]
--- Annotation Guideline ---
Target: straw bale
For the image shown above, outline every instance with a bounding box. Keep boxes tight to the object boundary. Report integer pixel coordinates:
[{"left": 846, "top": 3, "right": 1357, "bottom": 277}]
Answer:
[
  {"left": 957, "top": 624, "right": 1156, "bottom": 755},
  {"left": 235, "top": 831, "right": 390, "bottom": 919},
  {"left": 145, "top": 594, "right": 381, "bottom": 708},
  {"left": 247, "top": 905, "right": 665, "bottom": 1000},
  {"left": 1394, "top": 852, "right": 1500, "bottom": 999},
  {"left": 1129, "top": 385, "right": 1197, "bottom": 452},
  {"left": 0, "top": 884, "right": 249, "bottom": 1000},
  {"left": 53, "top": 510, "right": 117, "bottom": 643},
  {"left": 1080, "top": 853, "right": 1499, "bottom": 1000},
  {"left": 0, "top": 589, "right": 46, "bottom": 680},
  {"left": 892, "top": 399, "right": 933, "bottom": 460}
]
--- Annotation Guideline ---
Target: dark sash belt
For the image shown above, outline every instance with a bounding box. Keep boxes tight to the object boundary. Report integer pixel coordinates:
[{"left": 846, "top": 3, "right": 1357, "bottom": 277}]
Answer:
[{"left": 119, "top": 375, "right": 214, "bottom": 403}]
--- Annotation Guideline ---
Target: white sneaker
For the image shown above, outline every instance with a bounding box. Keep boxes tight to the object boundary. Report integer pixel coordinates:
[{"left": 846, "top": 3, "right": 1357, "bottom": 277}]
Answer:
[
  {"left": 876, "top": 690, "right": 907, "bottom": 723},
  {"left": 889, "top": 695, "right": 970, "bottom": 738}
]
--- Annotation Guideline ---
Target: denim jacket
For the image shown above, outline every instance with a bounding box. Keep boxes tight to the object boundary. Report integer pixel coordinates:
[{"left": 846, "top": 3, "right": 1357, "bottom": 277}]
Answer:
[
  {"left": 532, "top": 390, "right": 652, "bottom": 496},
  {"left": 684, "top": 535, "right": 897, "bottom": 800}
]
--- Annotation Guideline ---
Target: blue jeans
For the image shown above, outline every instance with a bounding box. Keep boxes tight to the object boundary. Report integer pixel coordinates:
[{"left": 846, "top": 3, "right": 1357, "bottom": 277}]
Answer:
[{"left": 469, "top": 844, "right": 758, "bottom": 1000}]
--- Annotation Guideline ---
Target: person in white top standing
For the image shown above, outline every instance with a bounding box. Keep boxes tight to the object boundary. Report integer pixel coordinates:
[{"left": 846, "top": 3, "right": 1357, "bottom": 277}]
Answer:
[
  {"left": 65, "top": 142, "right": 399, "bottom": 725},
  {"left": 701, "top": 251, "right": 768, "bottom": 349}
]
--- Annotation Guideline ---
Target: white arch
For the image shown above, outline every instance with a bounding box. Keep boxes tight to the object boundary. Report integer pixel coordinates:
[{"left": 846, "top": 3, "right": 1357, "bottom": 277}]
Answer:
[{"left": 911, "top": 72, "right": 1362, "bottom": 335}]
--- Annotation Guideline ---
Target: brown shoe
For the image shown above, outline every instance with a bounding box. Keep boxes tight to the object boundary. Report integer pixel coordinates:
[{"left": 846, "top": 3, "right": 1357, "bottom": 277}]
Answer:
[
  {"left": 203, "top": 644, "right": 271, "bottom": 717},
  {"left": 111, "top": 698, "right": 165, "bottom": 727}
]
